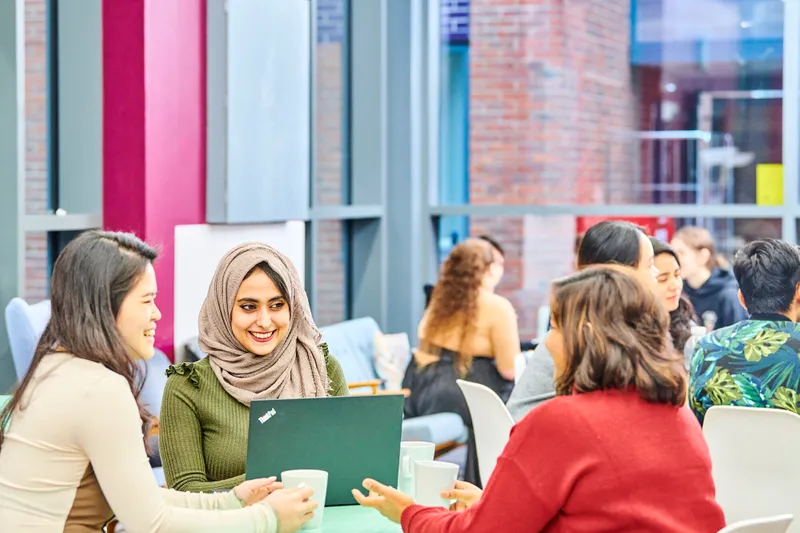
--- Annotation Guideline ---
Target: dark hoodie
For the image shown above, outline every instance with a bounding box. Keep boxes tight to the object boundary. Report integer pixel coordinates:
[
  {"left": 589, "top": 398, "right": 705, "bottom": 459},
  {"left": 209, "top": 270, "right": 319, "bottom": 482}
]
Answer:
[{"left": 683, "top": 268, "right": 748, "bottom": 331}]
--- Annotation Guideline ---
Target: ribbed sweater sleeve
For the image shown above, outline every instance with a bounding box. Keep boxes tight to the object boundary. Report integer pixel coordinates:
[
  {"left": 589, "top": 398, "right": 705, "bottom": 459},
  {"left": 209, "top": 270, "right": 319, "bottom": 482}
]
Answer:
[{"left": 160, "top": 368, "right": 246, "bottom": 492}]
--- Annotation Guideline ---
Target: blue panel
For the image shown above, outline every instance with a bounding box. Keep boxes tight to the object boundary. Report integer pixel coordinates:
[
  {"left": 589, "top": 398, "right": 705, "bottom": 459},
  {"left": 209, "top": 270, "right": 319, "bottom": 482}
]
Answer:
[
  {"left": 631, "top": 38, "right": 784, "bottom": 66},
  {"left": 441, "top": 0, "right": 469, "bottom": 44},
  {"left": 224, "top": 0, "right": 310, "bottom": 223}
]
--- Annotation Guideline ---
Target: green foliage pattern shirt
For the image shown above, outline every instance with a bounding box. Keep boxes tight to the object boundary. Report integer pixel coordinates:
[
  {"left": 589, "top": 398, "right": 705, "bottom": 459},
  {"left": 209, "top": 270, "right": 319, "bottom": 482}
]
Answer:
[{"left": 689, "top": 314, "right": 800, "bottom": 425}]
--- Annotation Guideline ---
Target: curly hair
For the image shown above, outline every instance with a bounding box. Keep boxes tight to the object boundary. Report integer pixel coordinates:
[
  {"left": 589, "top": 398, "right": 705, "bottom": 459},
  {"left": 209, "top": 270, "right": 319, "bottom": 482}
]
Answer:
[
  {"left": 551, "top": 267, "right": 687, "bottom": 406},
  {"left": 421, "top": 238, "right": 495, "bottom": 376},
  {"left": 669, "top": 296, "right": 697, "bottom": 352}
]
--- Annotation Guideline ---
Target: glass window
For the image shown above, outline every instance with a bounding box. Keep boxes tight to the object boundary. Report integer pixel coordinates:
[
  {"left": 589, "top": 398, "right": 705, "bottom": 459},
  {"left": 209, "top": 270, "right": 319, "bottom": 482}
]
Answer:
[
  {"left": 314, "top": 0, "right": 351, "bottom": 206},
  {"left": 313, "top": 220, "right": 351, "bottom": 326},
  {"left": 25, "top": 0, "right": 53, "bottom": 216},
  {"left": 23, "top": 229, "right": 88, "bottom": 303},
  {"left": 438, "top": 0, "right": 785, "bottom": 206},
  {"left": 435, "top": 215, "right": 781, "bottom": 340}
]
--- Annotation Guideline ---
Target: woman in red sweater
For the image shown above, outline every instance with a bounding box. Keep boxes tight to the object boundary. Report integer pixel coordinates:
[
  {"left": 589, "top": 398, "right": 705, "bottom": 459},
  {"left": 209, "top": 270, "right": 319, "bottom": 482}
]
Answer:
[{"left": 354, "top": 266, "right": 726, "bottom": 532}]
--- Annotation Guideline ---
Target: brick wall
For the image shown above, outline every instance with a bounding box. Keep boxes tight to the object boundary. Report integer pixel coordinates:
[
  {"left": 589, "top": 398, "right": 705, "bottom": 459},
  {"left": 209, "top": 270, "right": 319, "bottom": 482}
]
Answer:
[
  {"left": 467, "top": 0, "right": 637, "bottom": 339},
  {"left": 313, "top": 0, "right": 347, "bottom": 325},
  {"left": 24, "top": 0, "right": 49, "bottom": 303}
]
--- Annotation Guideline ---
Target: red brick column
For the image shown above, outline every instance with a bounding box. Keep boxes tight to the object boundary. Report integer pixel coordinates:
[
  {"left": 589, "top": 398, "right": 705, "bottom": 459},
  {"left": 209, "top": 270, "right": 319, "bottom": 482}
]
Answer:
[{"left": 468, "top": 0, "right": 636, "bottom": 338}]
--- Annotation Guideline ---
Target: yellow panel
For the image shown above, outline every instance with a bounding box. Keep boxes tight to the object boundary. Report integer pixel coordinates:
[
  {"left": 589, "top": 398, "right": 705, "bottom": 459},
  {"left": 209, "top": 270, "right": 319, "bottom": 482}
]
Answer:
[{"left": 756, "top": 164, "right": 783, "bottom": 206}]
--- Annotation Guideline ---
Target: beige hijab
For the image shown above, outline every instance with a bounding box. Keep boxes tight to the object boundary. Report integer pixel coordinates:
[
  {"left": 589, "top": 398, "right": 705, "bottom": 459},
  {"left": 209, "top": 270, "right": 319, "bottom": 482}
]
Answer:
[{"left": 198, "top": 242, "right": 329, "bottom": 406}]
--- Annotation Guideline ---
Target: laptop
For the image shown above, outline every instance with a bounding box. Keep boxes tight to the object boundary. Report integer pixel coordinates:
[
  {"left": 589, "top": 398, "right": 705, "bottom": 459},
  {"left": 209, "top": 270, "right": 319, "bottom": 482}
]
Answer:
[{"left": 246, "top": 394, "right": 404, "bottom": 506}]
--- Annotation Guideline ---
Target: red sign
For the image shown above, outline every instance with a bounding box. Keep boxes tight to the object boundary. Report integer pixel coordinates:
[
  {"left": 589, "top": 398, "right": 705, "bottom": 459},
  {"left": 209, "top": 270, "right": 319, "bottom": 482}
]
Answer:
[{"left": 576, "top": 216, "right": 676, "bottom": 242}]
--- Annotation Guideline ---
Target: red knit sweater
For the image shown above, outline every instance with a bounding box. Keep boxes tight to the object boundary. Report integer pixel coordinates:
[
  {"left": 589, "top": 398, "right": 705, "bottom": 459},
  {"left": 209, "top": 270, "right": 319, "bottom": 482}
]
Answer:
[{"left": 401, "top": 389, "right": 725, "bottom": 533}]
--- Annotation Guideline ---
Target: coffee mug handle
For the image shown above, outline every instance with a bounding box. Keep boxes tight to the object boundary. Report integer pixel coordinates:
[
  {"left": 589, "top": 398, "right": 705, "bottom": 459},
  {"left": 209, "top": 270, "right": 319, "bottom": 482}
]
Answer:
[{"left": 402, "top": 455, "right": 412, "bottom": 478}]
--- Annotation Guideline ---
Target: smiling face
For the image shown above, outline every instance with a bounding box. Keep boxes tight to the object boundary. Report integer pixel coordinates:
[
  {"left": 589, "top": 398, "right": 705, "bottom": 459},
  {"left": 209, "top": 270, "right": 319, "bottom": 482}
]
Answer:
[
  {"left": 230, "top": 268, "right": 291, "bottom": 356},
  {"left": 115, "top": 262, "right": 161, "bottom": 360},
  {"left": 654, "top": 252, "right": 683, "bottom": 312}
]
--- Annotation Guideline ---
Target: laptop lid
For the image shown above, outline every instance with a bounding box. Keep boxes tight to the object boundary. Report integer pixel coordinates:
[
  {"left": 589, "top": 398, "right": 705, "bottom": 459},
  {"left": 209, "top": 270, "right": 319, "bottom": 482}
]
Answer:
[{"left": 246, "top": 395, "right": 404, "bottom": 506}]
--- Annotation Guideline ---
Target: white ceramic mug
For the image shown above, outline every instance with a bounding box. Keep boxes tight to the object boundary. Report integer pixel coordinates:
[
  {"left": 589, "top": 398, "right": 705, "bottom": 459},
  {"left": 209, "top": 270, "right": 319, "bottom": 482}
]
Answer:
[
  {"left": 281, "top": 469, "right": 328, "bottom": 531},
  {"left": 397, "top": 441, "right": 436, "bottom": 497},
  {"left": 414, "top": 461, "right": 459, "bottom": 508}
]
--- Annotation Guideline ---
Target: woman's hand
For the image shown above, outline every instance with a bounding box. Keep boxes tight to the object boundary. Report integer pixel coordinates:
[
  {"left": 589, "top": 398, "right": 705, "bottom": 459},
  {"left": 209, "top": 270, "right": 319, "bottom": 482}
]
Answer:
[
  {"left": 265, "top": 486, "right": 317, "bottom": 533},
  {"left": 233, "top": 477, "right": 284, "bottom": 506},
  {"left": 352, "top": 478, "right": 414, "bottom": 524},
  {"left": 442, "top": 480, "right": 483, "bottom": 511}
]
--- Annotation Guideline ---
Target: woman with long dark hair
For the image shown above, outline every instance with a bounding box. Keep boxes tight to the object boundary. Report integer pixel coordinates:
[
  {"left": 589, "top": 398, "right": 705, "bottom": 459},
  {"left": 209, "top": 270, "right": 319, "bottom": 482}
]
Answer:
[
  {"left": 649, "top": 237, "right": 703, "bottom": 361},
  {"left": 355, "top": 268, "right": 725, "bottom": 532},
  {"left": 507, "top": 220, "right": 659, "bottom": 421},
  {"left": 0, "top": 231, "right": 315, "bottom": 532}
]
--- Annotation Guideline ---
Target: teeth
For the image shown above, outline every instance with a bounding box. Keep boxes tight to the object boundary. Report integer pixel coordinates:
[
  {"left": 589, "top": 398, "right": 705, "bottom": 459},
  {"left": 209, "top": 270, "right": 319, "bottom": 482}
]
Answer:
[
  {"left": 251, "top": 331, "right": 274, "bottom": 339},
  {"left": 144, "top": 330, "right": 155, "bottom": 337}
]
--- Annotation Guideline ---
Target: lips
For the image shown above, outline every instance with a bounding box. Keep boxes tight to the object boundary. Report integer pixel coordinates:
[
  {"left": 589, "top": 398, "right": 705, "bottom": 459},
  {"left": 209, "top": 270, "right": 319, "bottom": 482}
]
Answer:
[
  {"left": 249, "top": 330, "right": 276, "bottom": 343},
  {"left": 144, "top": 328, "right": 156, "bottom": 343}
]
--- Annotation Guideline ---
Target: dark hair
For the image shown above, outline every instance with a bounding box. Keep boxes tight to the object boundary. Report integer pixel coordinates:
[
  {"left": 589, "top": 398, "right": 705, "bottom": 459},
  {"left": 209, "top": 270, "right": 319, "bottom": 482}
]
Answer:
[
  {"left": 578, "top": 221, "right": 647, "bottom": 269},
  {"left": 574, "top": 233, "right": 585, "bottom": 256},
  {"left": 649, "top": 237, "right": 698, "bottom": 350},
  {"left": 733, "top": 239, "right": 800, "bottom": 315},
  {"left": 550, "top": 267, "right": 686, "bottom": 406},
  {"left": 650, "top": 237, "right": 678, "bottom": 263},
  {"left": 0, "top": 231, "right": 158, "bottom": 451},
  {"left": 477, "top": 235, "right": 504, "bottom": 258},
  {"left": 246, "top": 262, "right": 289, "bottom": 302}
]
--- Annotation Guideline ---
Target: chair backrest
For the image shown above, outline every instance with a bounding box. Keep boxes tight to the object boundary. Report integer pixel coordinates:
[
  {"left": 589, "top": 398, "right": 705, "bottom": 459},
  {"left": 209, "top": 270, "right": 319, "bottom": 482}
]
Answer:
[
  {"left": 514, "top": 351, "right": 530, "bottom": 384},
  {"left": 704, "top": 407, "right": 800, "bottom": 528},
  {"left": 719, "top": 515, "right": 793, "bottom": 533},
  {"left": 456, "top": 379, "right": 514, "bottom": 485},
  {"left": 320, "top": 317, "right": 382, "bottom": 384},
  {"left": 137, "top": 349, "right": 172, "bottom": 419},
  {"left": 4, "top": 298, "right": 51, "bottom": 382}
]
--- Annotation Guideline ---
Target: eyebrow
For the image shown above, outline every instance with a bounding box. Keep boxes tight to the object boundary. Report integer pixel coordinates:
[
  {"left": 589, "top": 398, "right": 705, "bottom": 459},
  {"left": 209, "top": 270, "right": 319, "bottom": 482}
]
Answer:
[
  {"left": 141, "top": 291, "right": 157, "bottom": 298},
  {"left": 237, "top": 296, "right": 285, "bottom": 304}
]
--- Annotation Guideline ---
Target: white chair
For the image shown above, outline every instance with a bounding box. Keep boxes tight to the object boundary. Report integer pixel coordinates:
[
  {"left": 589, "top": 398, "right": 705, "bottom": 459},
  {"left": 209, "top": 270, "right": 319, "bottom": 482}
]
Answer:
[
  {"left": 4, "top": 298, "right": 51, "bottom": 381},
  {"left": 719, "top": 515, "right": 793, "bottom": 533},
  {"left": 514, "top": 351, "right": 530, "bottom": 384},
  {"left": 456, "top": 379, "right": 514, "bottom": 485},
  {"left": 704, "top": 407, "right": 800, "bottom": 529}
]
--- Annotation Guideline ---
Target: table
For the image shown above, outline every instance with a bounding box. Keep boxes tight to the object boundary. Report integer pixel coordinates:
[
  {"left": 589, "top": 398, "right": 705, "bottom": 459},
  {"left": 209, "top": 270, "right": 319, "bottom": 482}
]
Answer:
[{"left": 321, "top": 505, "right": 402, "bottom": 533}]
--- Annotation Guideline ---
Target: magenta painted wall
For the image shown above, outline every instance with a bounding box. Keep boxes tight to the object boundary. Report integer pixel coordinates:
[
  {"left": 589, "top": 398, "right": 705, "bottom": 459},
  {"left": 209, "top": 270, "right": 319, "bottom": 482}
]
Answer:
[{"left": 103, "top": 0, "right": 207, "bottom": 360}]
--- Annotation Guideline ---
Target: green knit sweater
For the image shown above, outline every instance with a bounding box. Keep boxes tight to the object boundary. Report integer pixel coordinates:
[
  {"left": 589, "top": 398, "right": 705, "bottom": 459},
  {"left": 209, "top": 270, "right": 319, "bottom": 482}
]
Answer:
[{"left": 159, "top": 345, "right": 349, "bottom": 492}]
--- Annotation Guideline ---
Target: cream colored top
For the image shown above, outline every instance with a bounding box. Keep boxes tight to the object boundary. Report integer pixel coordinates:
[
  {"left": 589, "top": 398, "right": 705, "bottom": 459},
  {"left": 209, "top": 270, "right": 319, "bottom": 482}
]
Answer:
[
  {"left": 0, "top": 352, "right": 278, "bottom": 533},
  {"left": 418, "top": 289, "right": 520, "bottom": 374}
]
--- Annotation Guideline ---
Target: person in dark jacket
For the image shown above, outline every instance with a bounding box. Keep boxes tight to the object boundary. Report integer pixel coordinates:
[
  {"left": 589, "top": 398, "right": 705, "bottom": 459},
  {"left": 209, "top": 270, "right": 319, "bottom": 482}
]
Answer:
[{"left": 671, "top": 227, "right": 748, "bottom": 331}]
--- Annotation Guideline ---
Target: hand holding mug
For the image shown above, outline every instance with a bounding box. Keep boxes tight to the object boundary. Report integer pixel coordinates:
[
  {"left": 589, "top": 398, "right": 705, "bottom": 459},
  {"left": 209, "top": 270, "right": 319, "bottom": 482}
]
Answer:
[
  {"left": 233, "top": 477, "right": 284, "bottom": 506},
  {"left": 265, "top": 486, "right": 317, "bottom": 533},
  {"left": 442, "top": 480, "right": 483, "bottom": 511}
]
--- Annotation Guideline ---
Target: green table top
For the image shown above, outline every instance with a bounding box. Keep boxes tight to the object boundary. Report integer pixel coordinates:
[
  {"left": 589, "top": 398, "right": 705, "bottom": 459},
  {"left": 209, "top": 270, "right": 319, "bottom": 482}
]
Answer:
[{"left": 321, "top": 505, "right": 402, "bottom": 533}]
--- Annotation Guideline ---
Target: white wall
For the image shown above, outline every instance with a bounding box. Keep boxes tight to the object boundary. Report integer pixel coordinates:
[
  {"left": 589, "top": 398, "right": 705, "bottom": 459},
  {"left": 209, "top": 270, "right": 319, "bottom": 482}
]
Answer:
[{"left": 173, "top": 221, "right": 305, "bottom": 362}]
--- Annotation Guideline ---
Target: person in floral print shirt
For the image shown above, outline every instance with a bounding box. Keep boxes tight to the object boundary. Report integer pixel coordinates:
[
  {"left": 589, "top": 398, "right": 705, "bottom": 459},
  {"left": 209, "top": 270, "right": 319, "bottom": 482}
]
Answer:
[{"left": 690, "top": 239, "right": 800, "bottom": 424}]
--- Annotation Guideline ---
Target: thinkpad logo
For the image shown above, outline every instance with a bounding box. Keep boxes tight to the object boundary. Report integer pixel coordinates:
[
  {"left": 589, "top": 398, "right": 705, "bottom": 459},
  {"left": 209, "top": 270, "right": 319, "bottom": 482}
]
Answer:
[{"left": 258, "top": 408, "right": 277, "bottom": 424}]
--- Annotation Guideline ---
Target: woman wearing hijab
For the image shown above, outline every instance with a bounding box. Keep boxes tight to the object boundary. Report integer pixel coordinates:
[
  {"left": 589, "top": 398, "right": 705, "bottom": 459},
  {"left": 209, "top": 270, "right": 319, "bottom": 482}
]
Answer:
[{"left": 159, "top": 243, "right": 349, "bottom": 492}]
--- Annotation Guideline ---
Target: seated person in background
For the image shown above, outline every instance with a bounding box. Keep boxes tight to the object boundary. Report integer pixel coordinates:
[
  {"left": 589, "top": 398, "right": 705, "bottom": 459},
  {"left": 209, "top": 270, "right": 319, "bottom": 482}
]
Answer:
[
  {"left": 507, "top": 220, "right": 658, "bottom": 421},
  {"left": 356, "top": 267, "right": 725, "bottom": 533},
  {"left": 424, "top": 234, "right": 505, "bottom": 308},
  {"left": 690, "top": 239, "right": 800, "bottom": 424},
  {"left": 0, "top": 231, "right": 315, "bottom": 532},
  {"left": 403, "top": 238, "right": 519, "bottom": 486},
  {"left": 650, "top": 237, "right": 701, "bottom": 364},
  {"left": 160, "top": 243, "right": 349, "bottom": 493},
  {"left": 671, "top": 226, "right": 748, "bottom": 331}
]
